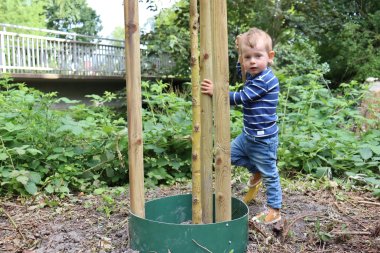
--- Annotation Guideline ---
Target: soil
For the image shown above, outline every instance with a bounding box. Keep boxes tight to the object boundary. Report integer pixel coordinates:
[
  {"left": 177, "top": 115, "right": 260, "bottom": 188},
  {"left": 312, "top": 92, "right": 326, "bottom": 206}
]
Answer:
[{"left": 1, "top": 181, "right": 379, "bottom": 253}]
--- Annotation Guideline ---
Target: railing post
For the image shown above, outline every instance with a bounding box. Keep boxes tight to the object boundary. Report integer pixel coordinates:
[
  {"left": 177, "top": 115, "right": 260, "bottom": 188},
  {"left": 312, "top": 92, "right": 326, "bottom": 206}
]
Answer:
[
  {"left": 0, "top": 27, "right": 6, "bottom": 73},
  {"left": 73, "top": 35, "right": 77, "bottom": 74}
]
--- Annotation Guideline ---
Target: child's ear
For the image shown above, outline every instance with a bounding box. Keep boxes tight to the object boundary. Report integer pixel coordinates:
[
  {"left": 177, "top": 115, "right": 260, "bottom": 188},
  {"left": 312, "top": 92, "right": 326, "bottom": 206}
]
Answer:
[{"left": 268, "top": 51, "right": 275, "bottom": 65}]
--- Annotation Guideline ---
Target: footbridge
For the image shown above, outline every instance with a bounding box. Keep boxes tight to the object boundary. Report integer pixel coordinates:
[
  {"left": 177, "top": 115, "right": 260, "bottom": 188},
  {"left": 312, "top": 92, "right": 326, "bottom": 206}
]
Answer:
[{"left": 0, "top": 23, "right": 175, "bottom": 83}]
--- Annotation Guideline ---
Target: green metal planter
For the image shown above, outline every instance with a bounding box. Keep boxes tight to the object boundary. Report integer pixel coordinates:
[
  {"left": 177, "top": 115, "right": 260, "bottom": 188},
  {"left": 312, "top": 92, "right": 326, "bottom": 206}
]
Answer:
[{"left": 129, "top": 194, "right": 249, "bottom": 253}]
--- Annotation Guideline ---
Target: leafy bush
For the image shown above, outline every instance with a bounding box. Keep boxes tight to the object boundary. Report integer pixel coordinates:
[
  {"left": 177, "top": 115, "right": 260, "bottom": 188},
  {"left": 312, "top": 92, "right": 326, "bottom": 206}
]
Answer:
[
  {"left": 0, "top": 78, "right": 198, "bottom": 195},
  {"left": 273, "top": 39, "right": 380, "bottom": 195},
  {"left": 141, "top": 81, "right": 193, "bottom": 186},
  {"left": 1, "top": 64, "right": 379, "bottom": 196},
  {"left": 276, "top": 68, "right": 380, "bottom": 195},
  {"left": 0, "top": 77, "right": 127, "bottom": 196}
]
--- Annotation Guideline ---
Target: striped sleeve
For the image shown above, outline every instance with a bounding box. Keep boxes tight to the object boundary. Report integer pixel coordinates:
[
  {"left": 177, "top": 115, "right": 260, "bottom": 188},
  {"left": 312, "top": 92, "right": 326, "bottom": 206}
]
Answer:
[{"left": 229, "top": 78, "right": 268, "bottom": 106}]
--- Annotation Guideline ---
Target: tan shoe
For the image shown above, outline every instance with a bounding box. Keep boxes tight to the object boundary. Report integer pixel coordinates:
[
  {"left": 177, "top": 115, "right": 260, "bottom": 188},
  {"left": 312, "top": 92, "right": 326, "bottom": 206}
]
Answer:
[
  {"left": 251, "top": 207, "right": 281, "bottom": 224},
  {"left": 247, "top": 173, "right": 261, "bottom": 188},
  {"left": 243, "top": 173, "right": 262, "bottom": 204}
]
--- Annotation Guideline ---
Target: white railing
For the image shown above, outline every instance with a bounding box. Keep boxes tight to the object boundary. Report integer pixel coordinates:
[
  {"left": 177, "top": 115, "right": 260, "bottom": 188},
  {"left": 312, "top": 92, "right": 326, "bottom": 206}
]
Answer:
[{"left": 0, "top": 24, "right": 174, "bottom": 77}]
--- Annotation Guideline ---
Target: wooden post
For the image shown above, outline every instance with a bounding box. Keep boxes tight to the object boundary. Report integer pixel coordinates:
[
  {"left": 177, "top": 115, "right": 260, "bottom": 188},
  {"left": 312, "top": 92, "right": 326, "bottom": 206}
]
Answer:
[
  {"left": 211, "top": 0, "right": 231, "bottom": 222},
  {"left": 190, "top": 0, "right": 202, "bottom": 224},
  {"left": 124, "top": 0, "right": 145, "bottom": 218},
  {"left": 200, "top": 0, "right": 214, "bottom": 224}
]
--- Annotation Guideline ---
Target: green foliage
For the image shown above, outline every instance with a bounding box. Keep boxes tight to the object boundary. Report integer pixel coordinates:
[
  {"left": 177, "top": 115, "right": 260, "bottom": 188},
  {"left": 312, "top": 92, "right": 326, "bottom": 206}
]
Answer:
[
  {"left": 0, "top": 78, "right": 126, "bottom": 196},
  {"left": 275, "top": 42, "right": 380, "bottom": 195},
  {"left": 274, "top": 38, "right": 380, "bottom": 196},
  {"left": 141, "top": 81, "right": 193, "bottom": 186},
  {"left": 0, "top": 78, "right": 195, "bottom": 196},
  {"left": 345, "top": 172, "right": 380, "bottom": 198},
  {"left": 43, "top": 0, "right": 102, "bottom": 37},
  {"left": 275, "top": 34, "right": 330, "bottom": 77},
  {"left": 333, "top": 22, "right": 380, "bottom": 81},
  {"left": 94, "top": 187, "right": 126, "bottom": 218},
  {"left": 110, "top": 26, "right": 125, "bottom": 46},
  {"left": 314, "top": 219, "right": 333, "bottom": 243},
  {"left": 0, "top": 0, "right": 102, "bottom": 39},
  {"left": 288, "top": 0, "right": 380, "bottom": 83},
  {"left": 141, "top": 0, "right": 190, "bottom": 77},
  {"left": 0, "top": 0, "right": 46, "bottom": 28},
  {"left": 1, "top": 36, "right": 379, "bottom": 196},
  {"left": 141, "top": 0, "right": 294, "bottom": 80},
  {"left": 141, "top": 0, "right": 379, "bottom": 85},
  {"left": 278, "top": 75, "right": 380, "bottom": 177}
]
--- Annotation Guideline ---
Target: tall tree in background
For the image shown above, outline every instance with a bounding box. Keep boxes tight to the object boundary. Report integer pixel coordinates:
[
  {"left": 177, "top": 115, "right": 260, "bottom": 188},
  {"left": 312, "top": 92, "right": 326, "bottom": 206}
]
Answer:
[
  {"left": 0, "top": 0, "right": 102, "bottom": 39},
  {"left": 141, "top": 0, "right": 292, "bottom": 80},
  {"left": 0, "top": 0, "right": 47, "bottom": 29},
  {"left": 288, "top": 0, "right": 380, "bottom": 84},
  {"left": 44, "top": 0, "right": 102, "bottom": 37},
  {"left": 142, "top": 0, "right": 379, "bottom": 84},
  {"left": 140, "top": 0, "right": 189, "bottom": 77}
]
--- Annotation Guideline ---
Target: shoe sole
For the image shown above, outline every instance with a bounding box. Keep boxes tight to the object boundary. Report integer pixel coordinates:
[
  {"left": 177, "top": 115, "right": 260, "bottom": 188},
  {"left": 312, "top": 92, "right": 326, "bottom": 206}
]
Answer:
[
  {"left": 247, "top": 179, "right": 262, "bottom": 188},
  {"left": 251, "top": 216, "right": 281, "bottom": 225}
]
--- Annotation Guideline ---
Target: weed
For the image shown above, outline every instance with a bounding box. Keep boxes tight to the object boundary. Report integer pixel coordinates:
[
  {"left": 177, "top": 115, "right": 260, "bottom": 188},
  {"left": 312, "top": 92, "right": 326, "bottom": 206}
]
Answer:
[{"left": 314, "top": 219, "right": 333, "bottom": 243}]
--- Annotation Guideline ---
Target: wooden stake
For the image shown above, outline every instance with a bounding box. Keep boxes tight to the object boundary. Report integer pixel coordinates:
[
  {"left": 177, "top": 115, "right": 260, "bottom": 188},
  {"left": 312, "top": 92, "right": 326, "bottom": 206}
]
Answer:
[
  {"left": 190, "top": 0, "right": 202, "bottom": 224},
  {"left": 200, "top": 0, "right": 214, "bottom": 224},
  {"left": 124, "top": 0, "right": 145, "bottom": 218},
  {"left": 211, "top": 0, "right": 231, "bottom": 222}
]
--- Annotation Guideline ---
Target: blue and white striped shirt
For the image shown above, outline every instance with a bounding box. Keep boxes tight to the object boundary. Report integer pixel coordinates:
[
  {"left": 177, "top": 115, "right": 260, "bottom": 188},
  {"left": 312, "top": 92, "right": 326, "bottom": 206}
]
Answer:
[{"left": 229, "top": 64, "right": 279, "bottom": 138}]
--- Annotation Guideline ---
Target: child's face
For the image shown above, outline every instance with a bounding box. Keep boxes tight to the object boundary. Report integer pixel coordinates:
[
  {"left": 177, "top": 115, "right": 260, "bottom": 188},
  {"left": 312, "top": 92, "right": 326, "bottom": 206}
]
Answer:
[{"left": 241, "top": 40, "right": 275, "bottom": 76}]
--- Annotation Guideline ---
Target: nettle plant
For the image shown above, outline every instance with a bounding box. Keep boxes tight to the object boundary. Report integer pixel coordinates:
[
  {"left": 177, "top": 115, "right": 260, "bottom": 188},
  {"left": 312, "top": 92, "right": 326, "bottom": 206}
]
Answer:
[
  {"left": 277, "top": 71, "right": 380, "bottom": 196},
  {"left": 0, "top": 77, "right": 127, "bottom": 196},
  {"left": 1, "top": 72, "right": 378, "bottom": 196},
  {"left": 0, "top": 78, "right": 200, "bottom": 195},
  {"left": 141, "top": 81, "right": 193, "bottom": 186},
  {"left": 274, "top": 37, "right": 380, "bottom": 196}
]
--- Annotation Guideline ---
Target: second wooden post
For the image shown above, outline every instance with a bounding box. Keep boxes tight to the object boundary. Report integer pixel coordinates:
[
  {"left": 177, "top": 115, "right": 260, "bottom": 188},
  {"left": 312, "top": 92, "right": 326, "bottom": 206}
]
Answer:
[{"left": 211, "top": 0, "right": 231, "bottom": 222}]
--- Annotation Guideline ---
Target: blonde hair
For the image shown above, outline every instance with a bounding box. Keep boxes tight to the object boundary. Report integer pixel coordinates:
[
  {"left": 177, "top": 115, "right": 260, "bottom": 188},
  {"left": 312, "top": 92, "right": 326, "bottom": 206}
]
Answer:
[{"left": 242, "top": 27, "right": 273, "bottom": 52}]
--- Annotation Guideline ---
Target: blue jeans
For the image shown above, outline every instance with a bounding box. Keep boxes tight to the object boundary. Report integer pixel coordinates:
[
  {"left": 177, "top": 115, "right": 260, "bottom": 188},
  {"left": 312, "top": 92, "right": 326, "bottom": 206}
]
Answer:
[{"left": 231, "top": 132, "right": 282, "bottom": 209}]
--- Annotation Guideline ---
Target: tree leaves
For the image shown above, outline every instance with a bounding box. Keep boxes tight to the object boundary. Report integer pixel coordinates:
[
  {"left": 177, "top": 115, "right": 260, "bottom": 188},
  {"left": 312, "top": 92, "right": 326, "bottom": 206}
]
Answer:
[
  {"left": 0, "top": 0, "right": 46, "bottom": 29},
  {"left": 43, "top": 0, "right": 102, "bottom": 38}
]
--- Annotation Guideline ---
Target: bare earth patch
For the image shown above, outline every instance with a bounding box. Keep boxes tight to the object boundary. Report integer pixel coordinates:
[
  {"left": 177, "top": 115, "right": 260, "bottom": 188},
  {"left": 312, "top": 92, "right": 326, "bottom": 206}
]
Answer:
[{"left": 1, "top": 182, "right": 379, "bottom": 253}]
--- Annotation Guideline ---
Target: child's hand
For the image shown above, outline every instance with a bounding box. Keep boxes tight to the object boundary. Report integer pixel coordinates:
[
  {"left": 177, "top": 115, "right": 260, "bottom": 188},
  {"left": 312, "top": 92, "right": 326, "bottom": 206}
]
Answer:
[
  {"left": 201, "top": 79, "right": 213, "bottom": 96},
  {"left": 235, "top": 33, "right": 247, "bottom": 51}
]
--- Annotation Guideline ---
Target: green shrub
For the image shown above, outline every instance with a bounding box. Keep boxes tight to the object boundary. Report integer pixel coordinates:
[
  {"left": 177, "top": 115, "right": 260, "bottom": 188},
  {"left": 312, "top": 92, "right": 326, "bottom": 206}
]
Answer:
[
  {"left": 0, "top": 77, "right": 127, "bottom": 196},
  {"left": 277, "top": 72, "right": 380, "bottom": 194},
  {"left": 141, "top": 81, "right": 193, "bottom": 186},
  {"left": 0, "top": 78, "right": 199, "bottom": 195},
  {"left": 1, "top": 68, "right": 379, "bottom": 196}
]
